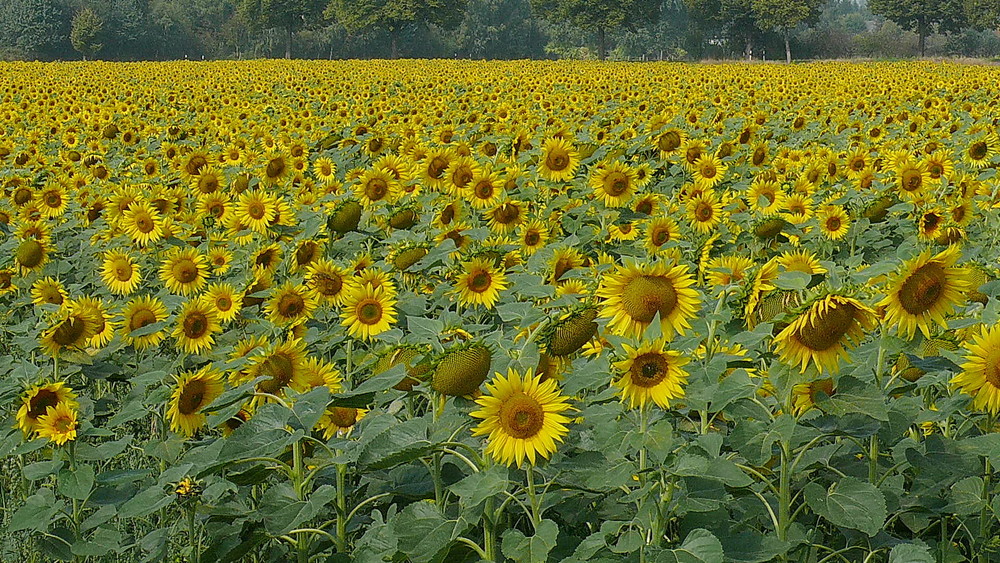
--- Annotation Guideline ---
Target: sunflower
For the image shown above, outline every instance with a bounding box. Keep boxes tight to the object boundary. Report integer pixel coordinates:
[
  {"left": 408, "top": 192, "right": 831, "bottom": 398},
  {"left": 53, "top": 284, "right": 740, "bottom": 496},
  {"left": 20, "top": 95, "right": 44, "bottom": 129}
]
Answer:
[
  {"left": 791, "top": 378, "right": 835, "bottom": 416},
  {"left": 644, "top": 217, "right": 681, "bottom": 255},
  {"left": 421, "top": 148, "right": 455, "bottom": 191},
  {"left": 895, "top": 160, "right": 931, "bottom": 199},
  {"left": 120, "top": 200, "right": 164, "bottom": 246},
  {"left": 235, "top": 189, "right": 277, "bottom": 234},
  {"left": 31, "top": 277, "right": 67, "bottom": 307},
  {"left": 101, "top": 250, "right": 141, "bottom": 295},
  {"left": 613, "top": 338, "right": 690, "bottom": 409},
  {"left": 879, "top": 246, "right": 969, "bottom": 339},
  {"left": 549, "top": 246, "right": 586, "bottom": 284},
  {"left": 243, "top": 338, "right": 310, "bottom": 400},
  {"left": 208, "top": 247, "right": 233, "bottom": 275},
  {"left": 196, "top": 192, "right": 230, "bottom": 221},
  {"left": 589, "top": 161, "right": 637, "bottom": 207},
  {"left": 774, "top": 294, "right": 878, "bottom": 374},
  {"left": 705, "top": 256, "right": 756, "bottom": 289},
  {"left": 301, "top": 356, "right": 343, "bottom": 391},
  {"left": 316, "top": 406, "right": 368, "bottom": 440},
  {"left": 778, "top": 250, "right": 827, "bottom": 275},
  {"left": 747, "top": 180, "right": 786, "bottom": 215},
  {"left": 35, "top": 402, "right": 78, "bottom": 446},
  {"left": 260, "top": 150, "right": 292, "bottom": 185},
  {"left": 597, "top": 261, "right": 701, "bottom": 339},
  {"left": 538, "top": 137, "right": 580, "bottom": 182},
  {"left": 686, "top": 190, "right": 724, "bottom": 235},
  {"left": 160, "top": 248, "right": 210, "bottom": 296},
  {"left": 37, "top": 182, "right": 68, "bottom": 219},
  {"left": 16, "top": 381, "right": 78, "bottom": 435},
  {"left": 76, "top": 297, "right": 115, "bottom": 348},
  {"left": 454, "top": 257, "right": 508, "bottom": 309},
  {"left": 15, "top": 237, "right": 50, "bottom": 274},
  {"left": 313, "top": 157, "right": 338, "bottom": 185},
  {"left": 40, "top": 301, "right": 102, "bottom": 357},
  {"left": 121, "top": 295, "right": 169, "bottom": 350},
  {"left": 655, "top": 127, "right": 686, "bottom": 158},
  {"left": 608, "top": 222, "right": 639, "bottom": 242},
  {"left": 168, "top": 365, "right": 225, "bottom": 437},
  {"left": 470, "top": 368, "right": 572, "bottom": 467},
  {"left": 355, "top": 168, "right": 399, "bottom": 206},
  {"left": 817, "top": 205, "right": 850, "bottom": 241},
  {"left": 486, "top": 200, "right": 525, "bottom": 234},
  {"left": 201, "top": 283, "right": 242, "bottom": 323},
  {"left": 963, "top": 133, "right": 999, "bottom": 169},
  {"left": 518, "top": 220, "right": 549, "bottom": 256},
  {"left": 467, "top": 171, "right": 504, "bottom": 209},
  {"left": 341, "top": 283, "right": 397, "bottom": 341},
  {"left": 691, "top": 154, "right": 728, "bottom": 189},
  {"left": 951, "top": 325, "right": 1000, "bottom": 414},
  {"left": 446, "top": 156, "right": 481, "bottom": 194},
  {"left": 172, "top": 299, "right": 222, "bottom": 355},
  {"left": 266, "top": 282, "right": 317, "bottom": 327}
]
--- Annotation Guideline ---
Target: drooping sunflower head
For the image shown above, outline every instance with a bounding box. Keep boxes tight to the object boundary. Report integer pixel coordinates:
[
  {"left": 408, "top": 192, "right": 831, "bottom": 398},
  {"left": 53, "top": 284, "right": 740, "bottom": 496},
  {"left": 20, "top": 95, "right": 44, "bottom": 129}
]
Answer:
[
  {"left": 774, "top": 293, "right": 878, "bottom": 374},
  {"left": 432, "top": 341, "right": 492, "bottom": 397},
  {"left": 540, "top": 306, "right": 599, "bottom": 358},
  {"left": 878, "top": 246, "right": 969, "bottom": 339}
]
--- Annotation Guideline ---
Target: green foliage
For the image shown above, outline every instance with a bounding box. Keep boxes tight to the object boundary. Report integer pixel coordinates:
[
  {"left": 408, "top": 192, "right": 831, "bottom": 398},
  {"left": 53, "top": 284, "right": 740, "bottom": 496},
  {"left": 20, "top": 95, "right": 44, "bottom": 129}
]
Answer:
[
  {"left": 326, "top": 0, "right": 471, "bottom": 58},
  {"left": 869, "top": 0, "right": 968, "bottom": 55},
  {"left": 70, "top": 7, "right": 102, "bottom": 59},
  {"left": 529, "top": 0, "right": 662, "bottom": 59}
]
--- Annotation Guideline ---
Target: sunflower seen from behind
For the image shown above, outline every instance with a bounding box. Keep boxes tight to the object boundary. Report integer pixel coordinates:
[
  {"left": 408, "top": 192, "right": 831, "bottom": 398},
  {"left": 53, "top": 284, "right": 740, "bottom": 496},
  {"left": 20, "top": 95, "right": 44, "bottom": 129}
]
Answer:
[
  {"left": 168, "top": 365, "right": 225, "bottom": 437},
  {"left": 471, "top": 368, "right": 573, "bottom": 467},
  {"left": 879, "top": 245, "right": 969, "bottom": 339}
]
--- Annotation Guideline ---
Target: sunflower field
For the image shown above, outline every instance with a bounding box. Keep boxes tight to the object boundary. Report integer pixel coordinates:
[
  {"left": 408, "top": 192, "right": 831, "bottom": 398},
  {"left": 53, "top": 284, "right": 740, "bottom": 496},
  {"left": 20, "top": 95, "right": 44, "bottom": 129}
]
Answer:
[{"left": 5, "top": 59, "right": 1000, "bottom": 562}]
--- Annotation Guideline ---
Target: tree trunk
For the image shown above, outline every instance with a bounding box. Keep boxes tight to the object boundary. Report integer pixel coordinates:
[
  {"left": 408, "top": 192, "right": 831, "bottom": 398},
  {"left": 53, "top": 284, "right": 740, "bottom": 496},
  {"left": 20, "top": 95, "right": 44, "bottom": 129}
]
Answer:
[
  {"left": 784, "top": 32, "right": 791, "bottom": 63},
  {"left": 597, "top": 27, "right": 606, "bottom": 60},
  {"left": 746, "top": 36, "right": 752, "bottom": 61},
  {"left": 285, "top": 23, "right": 293, "bottom": 59},
  {"left": 390, "top": 32, "right": 399, "bottom": 59},
  {"left": 918, "top": 20, "right": 926, "bottom": 57}
]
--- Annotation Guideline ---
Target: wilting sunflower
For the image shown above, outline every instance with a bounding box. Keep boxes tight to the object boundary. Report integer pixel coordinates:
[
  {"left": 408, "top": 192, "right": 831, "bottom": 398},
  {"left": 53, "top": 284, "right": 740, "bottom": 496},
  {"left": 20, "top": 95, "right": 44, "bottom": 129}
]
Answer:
[
  {"left": 454, "top": 257, "right": 508, "bottom": 309},
  {"left": 35, "top": 402, "right": 78, "bottom": 446},
  {"left": 31, "top": 277, "right": 67, "bottom": 307},
  {"left": 266, "top": 282, "right": 318, "bottom": 327},
  {"left": 687, "top": 190, "right": 724, "bottom": 235},
  {"left": 172, "top": 299, "right": 222, "bottom": 355},
  {"left": 160, "top": 247, "right": 210, "bottom": 296},
  {"left": 613, "top": 338, "right": 690, "bottom": 409},
  {"left": 121, "top": 295, "right": 169, "bottom": 350},
  {"left": 40, "top": 301, "right": 102, "bottom": 357},
  {"left": 201, "top": 283, "right": 242, "bottom": 323},
  {"left": 101, "top": 250, "right": 141, "bottom": 295},
  {"left": 470, "top": 368, "right": 573, "bottom": 467},
  {"left": 597, "top": 261, "right": 701, "bottom": 339},
  {"left": 774, "top": 294, "right": 878, "bottom": 374},
  {"left": 879, "top": 246, "right": 969, "bottom": 339},
  {"left": 589, "top": 161, "right": 637, "bottom": 207},
  {"left": 538, "top": 137, "right": 580, "bottom": 182},
  {"left": 167, "top": 365, "right": 225, "bottom": 437},
  {"left": 951, "top": 325, "right": 1000, "bottom": 414},
  {"left": 120, "top": 200, "right": 164, "bottom": 246},
  {"left": 16, "top": 381, "right": 78, "bottom": 435},
  {"left": 341, "top": 284, "right": 397, "bottom": 341}
]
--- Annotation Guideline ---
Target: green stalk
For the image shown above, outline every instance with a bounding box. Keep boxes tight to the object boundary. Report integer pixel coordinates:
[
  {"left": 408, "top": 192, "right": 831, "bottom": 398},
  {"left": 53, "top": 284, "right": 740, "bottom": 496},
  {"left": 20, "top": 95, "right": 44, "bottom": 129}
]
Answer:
[
  {"left": 187, "top": 505, "right": 200, "bottom": 563},
  {"left": 778, "top": 439, "right": 792, "bottom": 544},
  {"left": 980, "top": 413, "right": 995, "bottom": 563},
  {"left": 292, "top": 442, "right": 310, "bottom": 563},
  {"left": 525, "top": 465, "right": 542, "bottom": 530},
  {"left": 335, "top": 461, "right": 347, "bottom": 553}
]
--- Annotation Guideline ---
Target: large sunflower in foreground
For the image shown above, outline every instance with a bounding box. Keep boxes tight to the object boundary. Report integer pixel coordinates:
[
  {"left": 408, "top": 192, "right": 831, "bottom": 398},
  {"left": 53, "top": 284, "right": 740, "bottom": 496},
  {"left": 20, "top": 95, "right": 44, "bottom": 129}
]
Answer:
[
  {"left": 168, "top": 365, "right": 225, "bottom": 437},
  {"left": 951, "top": 325, "right": 1000, "bottom": 414},
  {"left": 878, "top": 246, "right": 968, "bottom": 339},
  {"left": 471, "top": 369, "right": 572, "bottom": 467},
  {"left": 613, "top": 338, "right": 690, "bottom": 409},
  {"left": 596, "top": 261, "right": 701, "bottom": 339},
  {"left": 774, "top": 294, "right": 878, "bottom": 374},
  {"left": 341, "top": 283, "right": 397, "bottom": 341}
]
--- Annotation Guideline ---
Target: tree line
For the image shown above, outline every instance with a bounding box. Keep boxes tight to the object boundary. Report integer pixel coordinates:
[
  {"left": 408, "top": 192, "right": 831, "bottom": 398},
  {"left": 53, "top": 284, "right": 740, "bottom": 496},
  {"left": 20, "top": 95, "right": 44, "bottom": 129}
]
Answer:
[{"left": 2, "top": 0, "right": 1000, "bottom": 62}]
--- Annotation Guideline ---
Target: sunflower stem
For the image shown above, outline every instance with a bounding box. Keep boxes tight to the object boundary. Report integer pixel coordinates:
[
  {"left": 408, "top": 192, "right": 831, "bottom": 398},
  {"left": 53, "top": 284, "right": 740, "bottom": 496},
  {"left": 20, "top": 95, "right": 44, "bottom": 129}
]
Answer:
[
  {"left": 777, "top": 439, "right": 792, "bottom": 545},
  {"left": 187, "top": 504, "right": 200, "bottom": 563},
  {"left": 980, "top": 413, "right": 995, "bottom": 562},
  {"left": 525, "top": 464, "right": 542, "bottom": 531},
  {"left": 291, "top": 441, "right": 310, "bottom": 563},
  {"left": 335, "top": 460, "right": 347, "bottom": 553},
  {"left": 345, "top": 338, "right": 354, "bottom": 387}
]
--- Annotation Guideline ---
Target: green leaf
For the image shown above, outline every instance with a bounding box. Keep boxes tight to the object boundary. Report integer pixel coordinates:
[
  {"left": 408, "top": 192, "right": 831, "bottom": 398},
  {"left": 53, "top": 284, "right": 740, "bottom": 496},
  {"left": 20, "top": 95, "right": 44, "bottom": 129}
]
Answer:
[
  {"left": 72, "top": 526, "right": 122, "bottom": 557},
  {"left": 23, "top": 459, "right": 64, "bottom": 481},
  {"left": 288, "top": 386, "right": 330, "bottom": 432},
  {"left": 803, "top": 477, "right": 886, "bottom": 536},
  {"left": 655, "top": 528, "right": 724, "bottom": 563},
  {"left": 9, "top": 489, "right": 64, "bottom": 532},
  {"left": 356, "top": 417, "right": 435, "bottom": 471},
  {"left": 449, "top": 465, "right": 508, "bottom": 509},
  {"left": 720, "top": 531, "right": 789, "bottom": 563},
  {"left": 888, "top": 543, "right": 934, "bottom": 563},
  {"left": 501, "top": 519, "right": 559, "bottom": 563},
  {"left": 391, "top": 500, "right": 466, "bottom": 563},
  {"left": 58, "top": 464, "right": 95, "bottom": 500},
  {"left": 118, "top": 484, "right": 173, "bottom": 519},
  {"left": 946, "top": 476, "right": 984, "bottom": 515},
  {"left": 815, "top": 376, "right": 888, "bottom": 421},
  {"left": 262, "top": 483, "right": 338, "bottom": 536},
  {"left": 773, "top": 271, "right": 812, "bottom": 291}
]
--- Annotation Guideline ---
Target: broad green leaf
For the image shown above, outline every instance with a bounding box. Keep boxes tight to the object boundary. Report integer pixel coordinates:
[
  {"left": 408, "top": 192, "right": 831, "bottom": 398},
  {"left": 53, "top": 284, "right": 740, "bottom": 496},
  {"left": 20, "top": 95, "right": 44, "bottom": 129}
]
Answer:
[
  {"left": 655, "top": 528, "right": 724, "bottom": 563},
  {"left": 501, "top": 519, "right": 559, "bottom": 563},
  {"left": 118, "top": 484, "right": 173, "bottom": 519},
  {"left": 391, "top": 500, "right": 466, "bottom": 563},
  {"left": 946, "top": 476, "right": 984, "bottom": 515},
  {"left": 803, "top": 477, "right": 886, "bottom": 536},
  {"left": 58, "top": 464, "right": 95, "bottom": 500},
  {"left": 356, "top": 417, "right": 434, "bottom": 470},
  {"left": 449, "top": 465, "right": 508, "bottom": 509},
  {"left": 888, "top": 543, "right": 934, "bottom": 563},
  {"left": 9, "top": 489, "right": 64, "bottom": 532}
]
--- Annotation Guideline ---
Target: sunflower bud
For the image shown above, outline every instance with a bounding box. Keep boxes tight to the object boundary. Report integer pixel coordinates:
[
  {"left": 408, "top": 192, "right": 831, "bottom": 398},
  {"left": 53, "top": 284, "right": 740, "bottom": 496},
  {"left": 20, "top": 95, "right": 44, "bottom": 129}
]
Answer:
[{"left": 432, "top": 342, "right": 492, "bottom": 396}]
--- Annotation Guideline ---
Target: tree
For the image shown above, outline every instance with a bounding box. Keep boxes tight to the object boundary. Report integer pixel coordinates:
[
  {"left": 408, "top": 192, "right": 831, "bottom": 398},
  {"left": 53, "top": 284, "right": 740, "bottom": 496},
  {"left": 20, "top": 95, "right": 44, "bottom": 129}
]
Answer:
[
  {"left": 326, "top": 0, "right": 470, "bottom": 59},
  {"left": 752, "top": 0, "right": 822, "bottom": 62},
  {"left": 0, "top": 0, "right": 66, "bottom": 58},
  {"left": 529, "top": 0, "right": 661, "bottom": 60},
  {"left": 70, "top": 7, "right": 103, "bottom": 59},
  {"left": 686, "top": 0, "right": 760, "bottom": 59},
  {"left": 868, "top": 0, "right": 967, "bottom": 56},
  {"left": 240, "top": 0, "right": 325, "bottom": 58}
]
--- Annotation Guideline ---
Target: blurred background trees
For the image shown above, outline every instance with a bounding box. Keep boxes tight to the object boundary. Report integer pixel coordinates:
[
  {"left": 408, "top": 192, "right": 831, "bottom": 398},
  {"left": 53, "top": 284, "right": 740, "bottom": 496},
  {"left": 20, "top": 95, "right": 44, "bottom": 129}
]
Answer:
[{"left": 0, "top": 0, "right": 998, "bottom": 61}]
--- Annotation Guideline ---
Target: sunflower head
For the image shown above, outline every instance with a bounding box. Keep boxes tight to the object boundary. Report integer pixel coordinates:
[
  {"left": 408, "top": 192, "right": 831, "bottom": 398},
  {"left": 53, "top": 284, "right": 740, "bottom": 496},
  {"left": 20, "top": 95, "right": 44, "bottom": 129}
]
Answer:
[
  {"left": 327, "top": 199, "right": 362, "bottom": 234},
  {"left": 432, "top": 342, "right": 492, "bottom": 397},
  {"left": 541, "top": 306, "right": 599, "bottom": 357}
]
